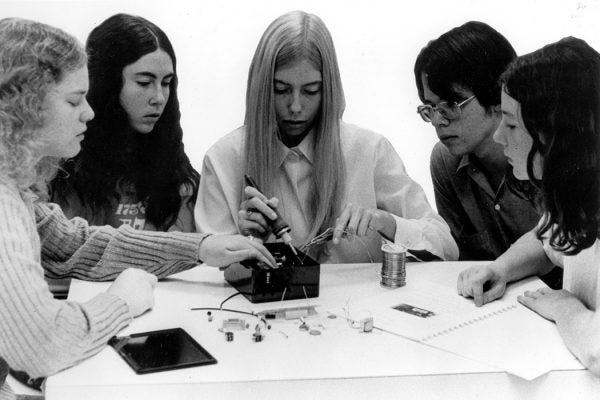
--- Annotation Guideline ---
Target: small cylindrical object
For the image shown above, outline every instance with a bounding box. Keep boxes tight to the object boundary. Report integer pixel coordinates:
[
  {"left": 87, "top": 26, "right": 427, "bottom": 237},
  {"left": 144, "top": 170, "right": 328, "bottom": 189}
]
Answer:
[
  {"left": 380, "top": 243, "right": 407, "bottom": 288},
  {"left": 207, "top": 311, "right": 213, "bottom": 322}
]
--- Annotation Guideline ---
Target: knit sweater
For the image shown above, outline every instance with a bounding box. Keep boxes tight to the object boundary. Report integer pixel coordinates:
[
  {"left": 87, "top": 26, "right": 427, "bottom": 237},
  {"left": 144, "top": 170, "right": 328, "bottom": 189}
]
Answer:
[{"left": 0, "top": 179, "right": 206, "bottom": 397}]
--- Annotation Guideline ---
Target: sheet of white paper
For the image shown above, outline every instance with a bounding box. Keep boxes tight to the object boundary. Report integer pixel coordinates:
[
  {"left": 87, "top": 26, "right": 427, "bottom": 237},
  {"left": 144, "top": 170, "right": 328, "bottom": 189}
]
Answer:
[{"left": 327, "top": 278, "right": 583, "bottom": 380}]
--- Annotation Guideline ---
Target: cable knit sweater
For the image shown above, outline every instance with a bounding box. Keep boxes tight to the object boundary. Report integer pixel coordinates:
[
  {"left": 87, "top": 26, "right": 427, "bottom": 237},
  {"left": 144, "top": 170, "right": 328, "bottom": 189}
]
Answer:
[{"left": 0, "top": 179, "right": 206, "bottom": 398}]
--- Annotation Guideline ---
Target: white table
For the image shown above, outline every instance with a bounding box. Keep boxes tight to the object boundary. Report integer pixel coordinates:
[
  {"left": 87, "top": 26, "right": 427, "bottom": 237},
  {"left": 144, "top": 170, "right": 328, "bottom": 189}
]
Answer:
[{"left": 45, "top": 262, "right": 600, "bottom": 399}]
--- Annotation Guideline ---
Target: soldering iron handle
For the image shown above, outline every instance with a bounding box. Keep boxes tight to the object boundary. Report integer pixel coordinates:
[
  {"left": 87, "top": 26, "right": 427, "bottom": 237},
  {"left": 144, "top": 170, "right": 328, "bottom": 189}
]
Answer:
[{"left": 243, "top": 174, "right": 292, "bottom": 238}]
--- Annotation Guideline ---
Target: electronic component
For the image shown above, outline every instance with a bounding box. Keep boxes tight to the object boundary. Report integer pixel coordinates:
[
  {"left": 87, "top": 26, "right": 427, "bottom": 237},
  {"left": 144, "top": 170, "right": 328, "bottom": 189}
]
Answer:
[
  {"left": 252, "top": 324, "right": 264, "bottom": 342},
  {"left": 221, "top": 318, "right": 249, "bottom": 331},
  {"left": 224, "top": 243, "right": 320, "bottom": 303},
  {"left": 361, "top": 317, "right": 374, "bottom": 333}
]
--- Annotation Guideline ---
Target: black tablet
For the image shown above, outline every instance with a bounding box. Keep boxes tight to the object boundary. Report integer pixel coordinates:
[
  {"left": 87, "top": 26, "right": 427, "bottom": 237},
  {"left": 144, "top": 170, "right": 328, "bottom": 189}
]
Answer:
[{"left": 108, "top": 328, "right": 217, "bottom": 374}]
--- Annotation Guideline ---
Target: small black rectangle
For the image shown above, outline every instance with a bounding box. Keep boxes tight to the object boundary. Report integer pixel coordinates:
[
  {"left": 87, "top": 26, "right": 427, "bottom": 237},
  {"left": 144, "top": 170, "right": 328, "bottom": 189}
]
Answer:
[
  {"left": 392, "top": 303, "right": 435, "bottom": 318},
  {"left": 108, "top": 328, "right": 217, "bottom": 374},
  {"left": 224, "top": 242, "right": 320, "bottom": 303}
]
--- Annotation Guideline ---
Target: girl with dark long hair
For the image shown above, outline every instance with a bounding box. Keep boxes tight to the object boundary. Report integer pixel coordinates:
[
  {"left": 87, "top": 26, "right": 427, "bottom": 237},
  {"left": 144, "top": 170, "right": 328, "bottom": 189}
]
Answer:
[
  {"left": 458, "top": 37, "right": 600, "bottom": 375},
  {"left": 51, "top": 13, "right": 199, "bottom": 232}
]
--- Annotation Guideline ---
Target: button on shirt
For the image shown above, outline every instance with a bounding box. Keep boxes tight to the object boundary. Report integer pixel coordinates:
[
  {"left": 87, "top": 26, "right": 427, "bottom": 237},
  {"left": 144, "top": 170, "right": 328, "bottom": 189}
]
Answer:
[
  {"left": 430, "top": 142, "right": 541, "bottom": 260},
  {"left": 195, "top": 122, "right": 458, "bottom": 263}
]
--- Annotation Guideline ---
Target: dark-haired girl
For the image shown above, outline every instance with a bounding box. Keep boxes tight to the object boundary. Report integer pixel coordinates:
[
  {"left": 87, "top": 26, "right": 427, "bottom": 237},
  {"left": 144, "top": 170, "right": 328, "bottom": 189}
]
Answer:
[
  {"left": 458, "top": 37, "right": 600, "bottom": 375},
  {"left": 51, "top": 13, "right": 199, "bottom": 232}
]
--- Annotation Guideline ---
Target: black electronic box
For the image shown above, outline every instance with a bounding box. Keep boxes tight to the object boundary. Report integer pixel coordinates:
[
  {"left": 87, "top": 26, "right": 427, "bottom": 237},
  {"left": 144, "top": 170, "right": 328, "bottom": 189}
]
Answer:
[{"left": 224, "top": 242, "right": 320, "bottom": 303}]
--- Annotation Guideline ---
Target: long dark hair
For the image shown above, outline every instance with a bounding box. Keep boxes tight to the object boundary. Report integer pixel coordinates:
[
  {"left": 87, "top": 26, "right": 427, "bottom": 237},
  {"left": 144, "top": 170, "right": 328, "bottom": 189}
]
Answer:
[
  {"left": 51, "top": 13, "right": 199, "bottom": 230},
  {"left": 501, "top": 37, "right": 600, "bottom": 254}
]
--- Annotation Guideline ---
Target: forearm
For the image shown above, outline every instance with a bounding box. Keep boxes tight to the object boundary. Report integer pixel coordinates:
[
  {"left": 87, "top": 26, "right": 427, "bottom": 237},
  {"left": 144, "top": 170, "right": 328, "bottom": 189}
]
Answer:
[
  {"left": 1, "top": 273, "right": 131, "bottom": 377},
  {"left": 553, "top": 297, "right": 600, "bottom": 374},
  {"left": 38, "top": 203, "right": 203, "bottom": 280},
  {"left": 493, "top": 230, "right": 554, "bottom": 282}
]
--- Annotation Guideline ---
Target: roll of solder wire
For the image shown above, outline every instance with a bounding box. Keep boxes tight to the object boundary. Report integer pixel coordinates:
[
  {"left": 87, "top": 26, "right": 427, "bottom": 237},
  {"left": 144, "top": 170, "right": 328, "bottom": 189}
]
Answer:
[{"left": 380, "top": 243, "right": 407, "bottom": 288}]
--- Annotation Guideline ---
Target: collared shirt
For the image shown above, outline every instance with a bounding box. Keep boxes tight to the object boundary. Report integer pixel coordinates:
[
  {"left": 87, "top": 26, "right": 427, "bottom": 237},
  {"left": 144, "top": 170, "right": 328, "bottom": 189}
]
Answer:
[
  {"left": 195, "top": 122, "right": 458, "bottom": 263},
  {"left": 430, "top": 141, "right": 541, "bottom": 260}
]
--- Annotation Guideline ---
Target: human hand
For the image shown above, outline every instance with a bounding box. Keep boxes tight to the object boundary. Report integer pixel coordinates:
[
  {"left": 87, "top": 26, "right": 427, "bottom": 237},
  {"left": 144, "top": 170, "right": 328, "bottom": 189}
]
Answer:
[
  {"left": 107, "top": 268, "right": 157, "bottom": 318},
  {"left": 457, "top": 264, "right": 508, "bottom": 307},
  {"left": 198, "top": 234, "right": 277, "bottom": 269},
  {"left": 517, "top": 287, "right": 576, "bottom": 322},
  {"left": 332, "top": 203, "right": 396, "bottom": 244},
  {"left": 238, "top": 186, "right": 280, "bottom": 242}
]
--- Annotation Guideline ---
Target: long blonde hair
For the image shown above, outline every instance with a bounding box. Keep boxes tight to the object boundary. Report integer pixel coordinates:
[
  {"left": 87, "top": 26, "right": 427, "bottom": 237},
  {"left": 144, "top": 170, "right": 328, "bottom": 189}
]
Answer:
[
  {"left": 0, "top": 18, "right": 86, "bottom": 195},
  {"left": 244, "top": 10, "right": 346, "bottom": 243}
]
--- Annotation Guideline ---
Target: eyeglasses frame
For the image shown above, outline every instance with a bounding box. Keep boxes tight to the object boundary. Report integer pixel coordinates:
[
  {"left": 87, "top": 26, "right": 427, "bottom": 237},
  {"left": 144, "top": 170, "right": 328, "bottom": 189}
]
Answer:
[{"left": 416, "top": 94, "right": 477, "bottom": 123}]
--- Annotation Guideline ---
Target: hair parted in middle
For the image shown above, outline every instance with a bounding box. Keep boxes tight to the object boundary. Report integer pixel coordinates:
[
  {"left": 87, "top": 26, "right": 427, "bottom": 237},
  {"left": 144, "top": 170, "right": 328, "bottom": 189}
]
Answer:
[
  {"left": 500, "top": 36, "right": 600, "bottom": 255},
  {"left": 414, "top": 21, "right": 516, "bottom": 109},
  {"left": 51, "top": 13, "right": 199, "bottom": 231},
  {"left": 244, "top": 10, "right": 346, "bottom": 242}
]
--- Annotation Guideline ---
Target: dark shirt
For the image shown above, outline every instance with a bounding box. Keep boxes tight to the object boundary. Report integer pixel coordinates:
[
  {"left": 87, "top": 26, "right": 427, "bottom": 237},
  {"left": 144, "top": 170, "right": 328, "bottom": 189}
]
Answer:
[{"left": 430, "top": 142, "right": 541, "bottom": 260}]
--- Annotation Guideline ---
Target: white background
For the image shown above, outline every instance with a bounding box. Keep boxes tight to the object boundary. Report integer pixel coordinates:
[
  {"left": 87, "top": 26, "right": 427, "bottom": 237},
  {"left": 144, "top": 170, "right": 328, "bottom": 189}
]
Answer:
[{"left": 2, "top": 0, "right": 600, "bottom": 206}]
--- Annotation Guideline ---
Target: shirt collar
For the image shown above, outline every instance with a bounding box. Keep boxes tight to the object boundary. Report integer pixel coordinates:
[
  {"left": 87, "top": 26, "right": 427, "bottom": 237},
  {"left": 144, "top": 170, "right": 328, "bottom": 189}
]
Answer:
[
  {"left": 456, "top": 154, "right": 472, "bottom": 172},
  {"left": 276, "top": 130, "right": 315, "bottom": 167}
]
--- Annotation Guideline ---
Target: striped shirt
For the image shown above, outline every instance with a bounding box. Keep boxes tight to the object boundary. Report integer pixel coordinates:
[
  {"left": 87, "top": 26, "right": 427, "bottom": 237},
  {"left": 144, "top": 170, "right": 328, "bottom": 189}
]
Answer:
[{"left": 0, "top": 179, "right": 205, "bottom": 397}]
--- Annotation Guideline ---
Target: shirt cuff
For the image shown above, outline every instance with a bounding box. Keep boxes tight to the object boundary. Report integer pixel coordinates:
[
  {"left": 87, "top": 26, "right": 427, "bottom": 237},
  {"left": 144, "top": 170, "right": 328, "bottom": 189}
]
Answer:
[{"left": 389, "top": 214, "right": 427, "bottom": 250}]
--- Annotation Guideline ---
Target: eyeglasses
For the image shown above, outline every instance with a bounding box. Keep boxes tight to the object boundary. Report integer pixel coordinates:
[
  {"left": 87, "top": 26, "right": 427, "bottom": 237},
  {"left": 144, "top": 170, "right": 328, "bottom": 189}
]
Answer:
[{"left": 417, "top": 95, "right": 476, "bottom": 123}]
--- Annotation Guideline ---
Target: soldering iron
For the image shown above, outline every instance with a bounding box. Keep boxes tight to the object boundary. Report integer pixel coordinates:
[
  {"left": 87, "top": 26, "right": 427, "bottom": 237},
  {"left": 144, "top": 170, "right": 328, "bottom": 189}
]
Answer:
[{"left": 243, "top": 174, "right": 299, "bottom": 258}]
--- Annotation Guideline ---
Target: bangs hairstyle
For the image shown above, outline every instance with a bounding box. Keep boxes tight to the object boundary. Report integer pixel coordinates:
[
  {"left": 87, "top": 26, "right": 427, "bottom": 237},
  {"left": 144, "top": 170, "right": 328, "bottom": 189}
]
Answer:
[
  {"left": 244, "top": 10, "right": 346, "bottom": 244},
  {"left": 52, "top": 13, "right": 199, "bottom": 230},
  {"left": 415, "top": 21, "right": 516, "bottom": 108},
  {"left": 501, "top": 37, "right": 600, "bottom": 254},
  {"left": 0, "top": 18, "right": 86, "bottom": 194}
]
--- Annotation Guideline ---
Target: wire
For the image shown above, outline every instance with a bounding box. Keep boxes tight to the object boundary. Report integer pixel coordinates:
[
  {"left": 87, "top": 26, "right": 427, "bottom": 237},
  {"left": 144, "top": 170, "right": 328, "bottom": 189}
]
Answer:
[
  {"left": 301, "top": 227, "right": 374, "bottom": 263},
  {"left": 219, "top": 292, "right": 243, "bottom": 310},
  {"left": 189, "top": 307, "right": 268, "bottom": 326}
]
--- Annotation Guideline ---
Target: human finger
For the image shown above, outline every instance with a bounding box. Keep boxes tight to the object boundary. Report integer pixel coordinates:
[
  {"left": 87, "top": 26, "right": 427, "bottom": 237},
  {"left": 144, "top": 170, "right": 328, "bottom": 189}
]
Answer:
[
  {"left": 457, "top": 267, "right": 477, "bottom": 297},
  {"left": 457, "top": 270, "right": 467, "bottom": 296},
  {"left": 517, "top": 295, "right": 534, "bottom": 310},
  {"left": 333, "top": 206, "right": 352, "bottom": 244},
  {"left": 346, "top": 205, "right": 362, "bottom": 237},
  {"left": 356, "top": 210, "right": 373, "bottom": 237},
  {"left": 240, "top": 209, "right": 269, "bottom": 231},
  {"left": 246, "top": 196, "right": 278, "bottom": 221},
  {"left": 482, "top": 281, "right": 504, "bottom": 304},
  {"left": 523, "top": 290, "right": 540, "bottom": 299},
  {"left": 244, "top": 186, "right": 269, "bottom": 202},
  {"left": 229, "top": 247, "right": 276, "bottom": 269},
  {"left": 472, "top": 280, "right": 484, "bottom": 307},
  {"left": 238, "top": 210, "right": 267, "bottom": 233},
  {"left": 266, "top": 197, "right": 279, "bottom": 208},
  {"left": 243, "top": 238, "right": 277, "bottom": 268},
  {"left": 537, "top": 287, "right": 552, "bottom": 295}
]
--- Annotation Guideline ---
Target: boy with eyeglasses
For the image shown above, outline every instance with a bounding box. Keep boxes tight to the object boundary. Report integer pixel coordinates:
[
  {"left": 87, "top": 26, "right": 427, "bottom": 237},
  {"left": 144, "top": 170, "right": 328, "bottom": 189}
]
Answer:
[{"left": 413, "top": 22, "right": 543, "bottom": 263}]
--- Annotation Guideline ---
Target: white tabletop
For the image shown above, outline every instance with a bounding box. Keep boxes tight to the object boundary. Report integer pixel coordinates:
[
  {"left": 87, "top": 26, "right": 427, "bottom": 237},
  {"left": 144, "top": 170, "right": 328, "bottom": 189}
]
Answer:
[{"left": 45, "top": 262, "right": 600, "bottom": 400}]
